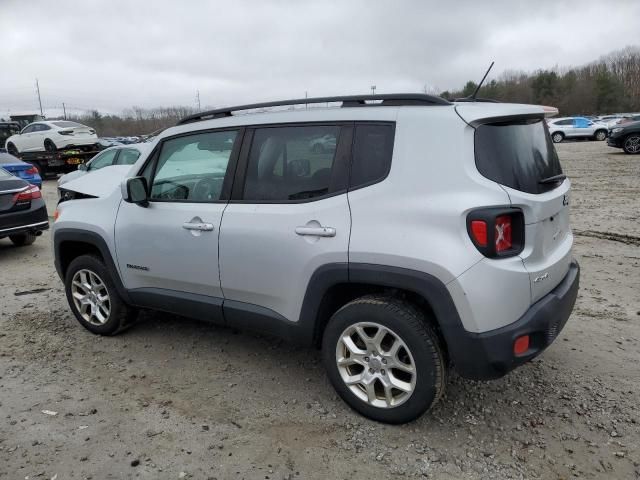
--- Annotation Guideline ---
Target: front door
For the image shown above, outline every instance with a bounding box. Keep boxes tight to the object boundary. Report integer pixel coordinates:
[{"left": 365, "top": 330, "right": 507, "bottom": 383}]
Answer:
[
  {"left": 219, "top": 124, "right": 352, "bottom": 324},
  {"left": 114, "top": 129, "right": 241, "bottom": 305}
]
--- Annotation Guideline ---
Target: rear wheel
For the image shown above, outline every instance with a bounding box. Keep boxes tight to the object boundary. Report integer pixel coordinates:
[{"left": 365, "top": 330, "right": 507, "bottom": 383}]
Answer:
[
  {"left": 322, "top": 295, "right": 446, "bottom": 424},
  {"left": 9, "top": 233, "right": 37, "bottom": 246},
  {"left": 594, "top": 130, "right": 607, "bottom": 141},
  {"left": 623, "top": 134, "right": 640, "bottom": 154},
  {"left": 551, "top": 132, "right": 564, "bottom": 143},
  {"left": 65, "top": 255, "right": 138, "bottom": 335},
  {"left": 6, "top": 142, "right": 19, "bottom": 156},
  {"left": 44, "top": 139, "right": 57, "bottom": 153}
]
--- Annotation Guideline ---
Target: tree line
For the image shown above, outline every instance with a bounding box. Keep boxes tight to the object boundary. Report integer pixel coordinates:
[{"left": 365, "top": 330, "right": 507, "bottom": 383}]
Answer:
[
  {"left": 64, "top": 46, "right": 640, "bottom": 137},
  {"left": 442, "top": 46, "right": 640, "bottom": 115}
]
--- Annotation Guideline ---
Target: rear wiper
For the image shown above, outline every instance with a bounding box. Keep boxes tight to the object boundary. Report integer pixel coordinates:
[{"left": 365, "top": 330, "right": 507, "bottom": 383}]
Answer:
[{"left": 539, "top": 174, "right": 566, "bottom": 185}]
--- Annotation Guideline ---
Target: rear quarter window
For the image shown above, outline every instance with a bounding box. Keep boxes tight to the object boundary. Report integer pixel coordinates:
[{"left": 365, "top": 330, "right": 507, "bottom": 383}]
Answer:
[{"left": 475, "top": 119, "right": 563, "bottom": 194}]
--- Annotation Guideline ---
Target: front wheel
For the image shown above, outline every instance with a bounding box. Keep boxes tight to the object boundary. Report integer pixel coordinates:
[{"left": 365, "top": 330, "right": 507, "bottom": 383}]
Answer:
[
  {"left": 594, "top": 130, "right": 607, "bottom": 141},
  {"left": 65, "top": 254, "right": 138, "bottom": 335},
  {"left": 6, "top": 142, "right": 19, "bottom": 156},
  {"left": 322, "top": 295, "right": 446, "bottom": 424},
  {"left": 551, "top": 132, "right": 564, "bottom": 143},
  {"left": 623, "top": 134, "right": 640, "bottom": 154}
]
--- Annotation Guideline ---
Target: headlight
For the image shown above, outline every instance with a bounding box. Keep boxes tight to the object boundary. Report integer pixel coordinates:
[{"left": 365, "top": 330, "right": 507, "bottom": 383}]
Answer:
[{"left": 612, "top": 128, "right": 623, "bottom": 134}]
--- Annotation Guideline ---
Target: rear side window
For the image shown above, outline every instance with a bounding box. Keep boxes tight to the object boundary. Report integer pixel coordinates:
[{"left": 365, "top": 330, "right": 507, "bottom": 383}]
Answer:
[
  {"left": 350, "top": 124, "right": 394, "bottom": 189},
  {"left": 475, "top": 119, "right": 562, "bottom": 194},
  {"left": 118, "top": 149, "right": 141, "bottom": 165},
  {"left": 242, "top": 125, "right": 340, "bottom": 201}
]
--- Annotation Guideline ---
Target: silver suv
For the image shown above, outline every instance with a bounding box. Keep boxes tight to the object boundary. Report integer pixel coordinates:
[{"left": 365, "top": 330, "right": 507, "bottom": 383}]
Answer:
[{"left": 53, "top": 94, "right": 580, "bottom": 423}]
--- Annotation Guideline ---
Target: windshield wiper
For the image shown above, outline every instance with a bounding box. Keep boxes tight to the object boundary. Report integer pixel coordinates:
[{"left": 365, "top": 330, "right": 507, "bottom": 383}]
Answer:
[{"left": 539, "top": 174, "right": 566, "bottom": 185}]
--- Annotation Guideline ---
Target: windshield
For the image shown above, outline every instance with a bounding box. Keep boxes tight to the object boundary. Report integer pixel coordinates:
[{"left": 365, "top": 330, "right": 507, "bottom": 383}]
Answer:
[{"left": 475, "top": 118, "right": 563, "bottom": 194}]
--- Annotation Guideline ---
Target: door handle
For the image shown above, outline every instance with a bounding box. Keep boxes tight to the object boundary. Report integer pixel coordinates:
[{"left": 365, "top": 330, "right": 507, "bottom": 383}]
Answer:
[
  {"left": 295, "top": 226, "right": 336, "bottom": 237},
  {"left": 182, "top": 221, "right": 214, "bottom": 231}
]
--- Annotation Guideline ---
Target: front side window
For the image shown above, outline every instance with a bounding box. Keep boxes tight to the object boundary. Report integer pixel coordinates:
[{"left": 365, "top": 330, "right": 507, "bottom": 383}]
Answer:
[
  {"left": 243, "top": 125, "right": 340, "bottom": 201},
  {"left": 150, "top": 130, "right": 238, "bottom": 202},
  {"left": 89, "top": 149, "right": 118, "bottom": 170},
  {"left": 22, "top": 125, "right": 36, "bottom": 134}
]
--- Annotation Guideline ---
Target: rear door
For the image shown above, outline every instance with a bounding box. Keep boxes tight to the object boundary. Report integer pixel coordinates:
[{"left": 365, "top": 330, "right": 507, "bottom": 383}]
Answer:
[
  {"left": 474, "top": 118, "right": 573, "bottom": 303},
  {"left": 218, "top": 123, "right": 352, "bottom": 324},
  {"left": 114, "top": 128, "right": 241, "bottom": 307}
]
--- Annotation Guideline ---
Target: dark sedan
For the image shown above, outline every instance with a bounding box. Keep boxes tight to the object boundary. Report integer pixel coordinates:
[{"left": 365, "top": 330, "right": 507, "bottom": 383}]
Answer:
[
  {"left": 0, "top": 167, "right": 48, "bottom": 246},
  {"left": 608, "top": 120, "right": 640, "bottom": 154}
]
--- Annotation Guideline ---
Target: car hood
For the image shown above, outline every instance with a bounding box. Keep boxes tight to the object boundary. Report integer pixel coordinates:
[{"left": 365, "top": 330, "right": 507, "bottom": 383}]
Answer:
[
  {"left": 61, "top": 165, "right": 132, "bottom": 197},
  {"left": 57, "top": 170, "right": 86, "bottom": 186}
]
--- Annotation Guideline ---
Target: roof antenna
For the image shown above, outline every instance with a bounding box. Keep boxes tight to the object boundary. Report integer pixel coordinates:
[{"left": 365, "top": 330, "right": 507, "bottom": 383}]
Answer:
[{"left": 470, "top": 61, "right": 494, "bottom": 100}]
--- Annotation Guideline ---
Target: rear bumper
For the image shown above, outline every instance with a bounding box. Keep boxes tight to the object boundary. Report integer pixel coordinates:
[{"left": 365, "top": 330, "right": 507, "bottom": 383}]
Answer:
[
  {"left": 0, "top": 199, "right": 49, "bottom": 237},
  {"left": 452, "top": 260, "right": 580, "bottom": 380}
]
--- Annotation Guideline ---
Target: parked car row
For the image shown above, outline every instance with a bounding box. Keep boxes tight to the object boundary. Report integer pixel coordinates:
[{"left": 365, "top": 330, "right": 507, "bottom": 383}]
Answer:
[{"left": 546, "top": 116, "right": 608, "bottom": 143}]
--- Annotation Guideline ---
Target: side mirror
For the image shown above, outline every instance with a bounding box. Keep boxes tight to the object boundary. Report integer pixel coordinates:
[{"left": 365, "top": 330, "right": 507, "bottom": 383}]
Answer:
[
  {"left": 78, "top": 163, "right": 87, "bottom": 171},
  {"left": 122, "top": 176, "right": 149, "bottom": 207}
]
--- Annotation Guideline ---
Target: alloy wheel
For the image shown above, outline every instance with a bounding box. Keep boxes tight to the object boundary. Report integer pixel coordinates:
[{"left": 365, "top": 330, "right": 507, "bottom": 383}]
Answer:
[
  {"left": 624, "top": 135, "right": 640, "bottom": 153},
  {"left": 70, "top": 269, "right": 111, "bottom": 325},
  {"left": 335, "top": 322, "right": 416, "bottom": 408}
]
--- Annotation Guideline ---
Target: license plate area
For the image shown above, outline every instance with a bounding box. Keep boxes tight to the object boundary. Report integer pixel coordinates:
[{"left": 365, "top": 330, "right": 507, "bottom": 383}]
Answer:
[{"left": 66, "top": 158, "right": 83, "bottom": 165}]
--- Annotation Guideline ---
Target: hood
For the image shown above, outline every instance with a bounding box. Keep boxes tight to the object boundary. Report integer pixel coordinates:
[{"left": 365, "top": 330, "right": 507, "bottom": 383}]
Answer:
[
  {"left": 61, "top": 165, "right": 132, "bottom": 197},
  {"left": 57, "top": 169, "right": 86, "bottom": 186}
]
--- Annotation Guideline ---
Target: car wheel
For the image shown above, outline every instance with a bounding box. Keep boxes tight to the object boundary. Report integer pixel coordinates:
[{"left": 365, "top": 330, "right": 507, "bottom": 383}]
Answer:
[
  {"left": 594, "top": 130, "right": 607, "bottom": 141},
  {"left": 551, "top": 132, "right": 564, "bottom": 143},
  {"left": 6, "top": 142, "right": 19, "bottom": 156},
  {"left": 623, "top": 134, "right": 640, "bottom": 154},
  {"left": 9, "top": 233, "right": 37, "bottom": 246},
  {"left": 44, "top": 139, "right": 57, "bottom": 153},
  {"left": 65, "top": 254, "right": 138, "bottom": 335},
  {"left": 322, "top": 295, "right": 446, "bottom": 424}
]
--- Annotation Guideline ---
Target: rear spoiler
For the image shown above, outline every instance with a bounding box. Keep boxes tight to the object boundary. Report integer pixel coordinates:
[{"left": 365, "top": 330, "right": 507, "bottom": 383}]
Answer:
[{"left": 542, "top": 106, "right": 559, "bottom": 118}]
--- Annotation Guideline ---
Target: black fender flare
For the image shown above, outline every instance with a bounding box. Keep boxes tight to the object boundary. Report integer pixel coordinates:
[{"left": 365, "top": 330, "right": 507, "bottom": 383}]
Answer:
[{"left": 53, "top": 228, "right": 132, "bottom": 303}]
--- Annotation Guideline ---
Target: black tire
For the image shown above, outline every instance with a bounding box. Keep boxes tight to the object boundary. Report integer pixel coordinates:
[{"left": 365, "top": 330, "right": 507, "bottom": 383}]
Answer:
[
  {"left": 44, "top": 139, "right": 57, "bottom": 153},
  {"left": 9, "top": 233, "right": 37, "bottom": 246},
  {"left": 551, "top": 132, "right": 564, "bottom": 143},
  {"left": 6, "top": 142, "right": 19, "bottom": 156},
  {"left": 623, "top": 134, "right": 640, "bottom": 154},
  {"left": 594, "top": 130, "right": 607, "bottom": 141},
  {"left": 64, "top": 254, "right": 138, "bottom": 335},
  {"left": 322, "top": 295, "right": 446, "bottom": 424}
]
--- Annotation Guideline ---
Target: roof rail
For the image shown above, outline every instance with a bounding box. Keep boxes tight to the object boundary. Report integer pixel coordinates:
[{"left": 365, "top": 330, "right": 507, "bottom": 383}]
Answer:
[
  {"left": 177, "top": 93, "right": 451, "bottom": 125},
  {"left": 453, "top": 97, "right": 501, "bottom": 103}
]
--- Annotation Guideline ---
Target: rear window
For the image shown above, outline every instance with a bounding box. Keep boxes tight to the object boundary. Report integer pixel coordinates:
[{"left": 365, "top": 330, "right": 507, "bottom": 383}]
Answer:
[
  {"left": 475, "top": 119, "right": 562, "bottom": 194},
  {"left": 53, "top": 121, "right": 83, "bottom": 128}
]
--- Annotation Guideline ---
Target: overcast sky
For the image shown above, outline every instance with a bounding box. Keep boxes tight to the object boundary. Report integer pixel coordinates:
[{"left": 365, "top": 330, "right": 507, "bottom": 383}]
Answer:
[{"left": 1, "top": 0, "right": 639, "bottom": 116}]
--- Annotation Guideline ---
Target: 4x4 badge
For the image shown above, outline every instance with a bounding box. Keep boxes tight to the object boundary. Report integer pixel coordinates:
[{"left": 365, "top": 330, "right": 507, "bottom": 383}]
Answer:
[{"left": 563, "top": 194, "right": 569, "bottom": 206}]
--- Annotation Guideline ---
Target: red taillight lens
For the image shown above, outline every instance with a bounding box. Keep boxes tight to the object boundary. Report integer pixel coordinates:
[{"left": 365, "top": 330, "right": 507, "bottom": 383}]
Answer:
[
  {"left": 14, "top": 184, "right": 42, "bottom": 203},
  {"left": 58, "top": 130, "right": 74, "bottom": 136},
  {"left": 25, "top": 165, "right": 39, "bottom": 175},
  {"left": 470, "top": 220, "right": 488, "bottom": 247},
  {"left": 495, "top": 215, "right": 512, "bottom": 252}
]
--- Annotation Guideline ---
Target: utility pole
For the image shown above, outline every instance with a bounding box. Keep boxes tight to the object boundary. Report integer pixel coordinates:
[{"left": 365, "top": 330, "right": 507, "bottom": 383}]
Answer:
[
  {"left": 305, "top": 90, "right": 308, "bottom": 109},
  {"left": 371, "top": 85, "right": 376, "bottom": 96},
  {"left": 62, "top": 102, "right": 67, "bottom": 120},
  {"left": 196, "top": 90, "right": 201, "bottom": 111},
  {"left": 35, "top": 78, "right": 43, "bottom": 116}
]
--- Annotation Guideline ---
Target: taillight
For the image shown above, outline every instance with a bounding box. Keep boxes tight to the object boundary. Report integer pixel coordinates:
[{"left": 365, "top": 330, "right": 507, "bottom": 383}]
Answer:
[
  {"left": 494, "top": 215, "right": 512, "bottom": 252},
  {"left": 58, "top": 130, "right": 74, "bottom": 135},
  {"left": 25, "top": 165, "right": 39, "bottom": 175},
  {"left": 13, "top": 184, "right": 42, "bottom": 203},
  {"left": 467, "top": 208, "right": 524, "bottom": 258}
]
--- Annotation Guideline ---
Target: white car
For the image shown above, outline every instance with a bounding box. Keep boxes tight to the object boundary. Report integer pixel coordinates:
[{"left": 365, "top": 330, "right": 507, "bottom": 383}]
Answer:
[
  {"left": 5, "top": 121, "right": 98, "bottom": 155},
  {"left": 547, "top": 116, "right": 609, "bottom": 143},
  {"left": 58, "top": 144, "right": 148, "bottom": 187}
]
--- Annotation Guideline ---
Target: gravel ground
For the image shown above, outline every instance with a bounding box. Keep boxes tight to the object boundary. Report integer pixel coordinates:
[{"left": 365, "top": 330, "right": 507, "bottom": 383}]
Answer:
[{"left": 1, "top": 141, "right": 639, "bottom": 479}]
